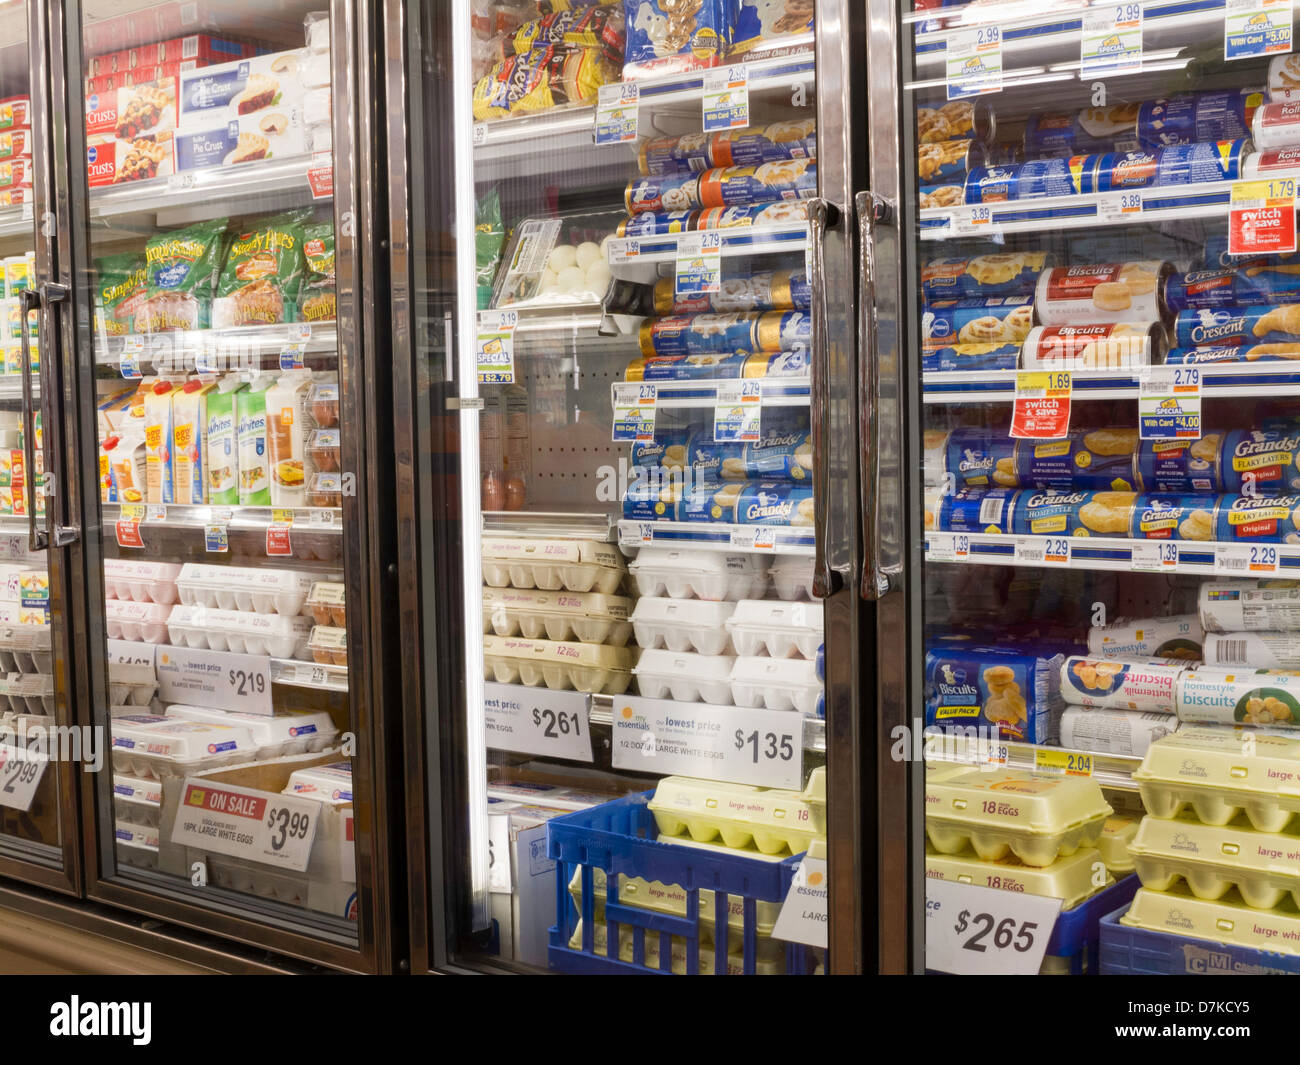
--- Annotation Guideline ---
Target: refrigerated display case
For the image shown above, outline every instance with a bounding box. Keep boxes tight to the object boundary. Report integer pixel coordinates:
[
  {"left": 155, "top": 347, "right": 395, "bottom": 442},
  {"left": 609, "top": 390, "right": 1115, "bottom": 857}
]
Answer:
[
  {"left": 392, "top": 0, "right": 871, "bottom": 973},
  {"left": 876, "top": 0, "right": 1300, "bottom": 974}
]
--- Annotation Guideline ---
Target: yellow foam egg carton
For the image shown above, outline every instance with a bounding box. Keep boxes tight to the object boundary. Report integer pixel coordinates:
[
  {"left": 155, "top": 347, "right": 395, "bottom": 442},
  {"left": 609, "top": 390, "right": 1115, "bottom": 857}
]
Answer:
[
  {"left": 925, "top": 767, "right": 1112, "bottom": 868},
  {"left": 568, "top": 919, "right": 785, "bottom": 975},
  {"left": 1121, "top": 884, "right": 1300, "bottom": 956},
  {"left": 647, "top": 776, "right": 825, "bottom": 856},
  {"left": 481, "top": 536, "right": 626, "bottom": 595},
  {"left": 482, "top": 634, "right": 635, "bottom": 694},
  {"left": 1133, "top": 726, "right": 1300, "bottom": 832},
  {"left": 568, "top": 865, "right": 783, "bottom": 936},
  {"left": 925, "top": 844, "right": 1110, "bottom": 911},
  {"left": 1097, "top": 814, "right": 1140, "bottom": 875},
  {"left": 1129, "top": 812, "right": 1300, "bottom": 910}
]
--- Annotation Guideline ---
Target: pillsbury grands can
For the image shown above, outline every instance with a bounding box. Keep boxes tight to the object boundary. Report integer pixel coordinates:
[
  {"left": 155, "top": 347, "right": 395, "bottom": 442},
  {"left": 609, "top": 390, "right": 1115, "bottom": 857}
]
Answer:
[
  {"left": 1136, "top": 436, "right": 1221, "bottom": 493},
  {"left": 963, "top": 157, "right": 1092, "bottom": 203},
  {"left": 1023, "top": 104, "right": 1140, "bottom": 157},
  {"left": 1136, "top": 89, "right": 1265, "bottom": 149},
  {"left": 1220, "top": 424, "right": 1300, "bottom": 494},
  {"left": 1214, "top": 494, "right": 1300, "bottom": 543},
  {"left": 1164, "top": 266, "right": 1300, "bottom": 311},
  {"left": 937, "top": 487, "right": 1016, "bottom": 533},
  {"left": 1087, "top": 139, "right": 1249, "bottom": 191}
]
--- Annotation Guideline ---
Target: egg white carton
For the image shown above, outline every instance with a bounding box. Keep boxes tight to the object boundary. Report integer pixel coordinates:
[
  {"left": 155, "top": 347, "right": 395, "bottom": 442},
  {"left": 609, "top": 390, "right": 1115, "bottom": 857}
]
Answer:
[
  {"left": 165, "top": 604, "right": 313, "bottom": 660},
  {"left": 628, "top": 548, "right": 769, "bottom": 602},
  {"left": 482, "top": 634, "right": 634, "bottom": 695},
  {"left": 110, "top": 720, "right": 259, "bottom": 780},
  {"left": 769, "top": 557, "right": 816, "bottom": 601},
  {"left": 176, "top": 563, "right": 322, "bottom": 617},
  {"left": 108, "top": 658, "right": 157, "bottom": 707},
  {"left": 725, "top": 600, "right": 824, "bottom": 659},
  {"left": 105, "top": 599, "right": 170, "bottom": 643},
  {"left": 165, "top": 705, "right": 338, "bottom": 758},
  {"left": 634, "top": 649, "right": 735, "bottom": 704},
  {"left": 0, "top": 624, "right": 51, "bottom": 673},
  {"left": 481, "top": 537, "right": 626, "bottom": 595},
  {"left": 204, "top": 853, "right": 309, "bottom": 905},
  {"left": 114, "top": 820, "right": 160, "bottom": 869},
  {"left": 284, "top": 761, "right": 353, "bottom": 803},
  {"left": 729, "top": 656, "right": 822, "bottom": 716},
  {"left": 630, "top": 597, "right": 735, "bottom": 655},
  {"left": 112, "top": 774, "right": 162, "bottom": 828},
  {"left": 103, "top": 559, "right": 182, "bottom": 605},
  {"left": 0, "top": 673, "right": 53, "bottom": 715},
  {"left": 481, "top": 587, "right": 633, "bottom": 647}
]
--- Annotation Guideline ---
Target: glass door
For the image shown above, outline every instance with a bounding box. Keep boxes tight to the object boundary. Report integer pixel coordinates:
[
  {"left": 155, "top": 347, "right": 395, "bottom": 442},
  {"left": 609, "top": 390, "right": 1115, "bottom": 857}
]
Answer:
[
  {"left": 57, "top": 0, "right": 394, "bottom": 970},
  {"left": 395, "top": 0, "right": 866, "bottom": 975},
  {"left": 885, "top": 0, "right": 1300, "bottom": 976}
]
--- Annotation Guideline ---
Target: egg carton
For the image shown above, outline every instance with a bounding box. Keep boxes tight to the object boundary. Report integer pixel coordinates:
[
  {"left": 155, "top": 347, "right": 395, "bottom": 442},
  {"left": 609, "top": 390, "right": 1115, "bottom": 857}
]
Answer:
[
  {"left": 647, "top": 776, "right": 823, "bottom": 857},
  {"left": 0, "top": 673, "right": 53, "bottom": 715},
  {"left": 105, "top": 598, "right": 170, "bottom": 643},
  {"left": 481, "top": 537, "right": 626, "bottom": 595},
  {"left": 112, "top": 774, "right": 162, "bottom": 828},
  {"left": 165, "top": 604, "right": 313, "bottom": 659},
  {"left": 729, "top": 656, "right": 822, "bottom": 716},
  {"left": 628, "top": 547, "right": 768, "bottom": 602},
  {"left": 926, "top": 766, "right": 1113, "bottom": 868},
  {"left": 634, "top": 648, "right": 735, "bottom": 703},
  {"left": 482, "top": 587, "right": 633, "bottom": 646},
  {"left": 108, "top": 658, "right": 157, "bottom": 707},
  {"left": 103, "top": 559, "right": 182, "bottom": 605},
  {"left": 1121, "top": 883, "right": 1300, "bottom": 956},
  {"left": 0, "top": 624, "right": 50, "bottom": 673},
  {"left": 566, "top": 920, "right": 785, "bottom": 975},
  {"left": 114, "top": 820, "right": 160, "bottom": 870},
  {"left": 284, "top": 760, "right": 353, "bottom": 803},
  {"left": 1133, "top": 726, "right": 1300, "bottom": 833},
  {"left": 307, "top": 624, "right": 347, "bottom": 665},
  {"left": 629, "top": 597, "right": 735, "bottom": 655},
  {"left": 176, "top": 563, "right": 321, "bottom": 616},
  {"left": 483, "top": 634, "right": 633, "bottom": 695},
  {"left": 1097, "top": 813, "right": 1138, "bottom": 875},
  {"left": 769, "top": 557, "right": 816, "bottom": 602},
  {"left": 110, "top": 720, "right": 259, "bottom": 780},
  {"left": 725, "top": 599, "right": 824, "bottom": 659},
  {"left": 305, "top": 581, "right": 346, "bottom": 626},
  {"left": 203, "top": 853, "right": 309, "bottom": 905},
  {"left": 925, "top": 843, "right": 1111, "bottom": 912},
  {"left": 164, "top": 705, "right": 339, "bottom": 759}
]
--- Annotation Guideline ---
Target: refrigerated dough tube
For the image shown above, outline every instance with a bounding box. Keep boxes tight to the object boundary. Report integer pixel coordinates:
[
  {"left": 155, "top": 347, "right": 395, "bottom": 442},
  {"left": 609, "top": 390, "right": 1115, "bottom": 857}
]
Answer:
[{"left": 1059, "top": 707, "right": 1180, "bottom": 757}]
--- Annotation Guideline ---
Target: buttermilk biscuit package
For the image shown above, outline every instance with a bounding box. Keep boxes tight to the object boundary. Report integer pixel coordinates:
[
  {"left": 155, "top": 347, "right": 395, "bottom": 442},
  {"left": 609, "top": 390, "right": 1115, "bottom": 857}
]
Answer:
[
  {"left": 924, "top": 646, "right": 1063, "bottom": 744},
  {"left": 1087, "top": 614, "right": 1203, "bottom": 661},
  {"left": 1060, "top": 655, "right": 1186, "bottom": 713}
]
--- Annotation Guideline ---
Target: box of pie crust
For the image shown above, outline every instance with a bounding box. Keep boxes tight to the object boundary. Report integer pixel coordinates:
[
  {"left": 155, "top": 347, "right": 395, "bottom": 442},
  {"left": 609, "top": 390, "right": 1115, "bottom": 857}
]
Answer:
[
  {"left": 173, "top": 110, "right": 306, "bottom": 173},
  {"left": 86, "top": 133, "right": 176, "bottom": 187},
  {"left": 176, "top": 51, "right": 309, "bottom": 132},
  {"left": 85, "top": 79, "right": 178, "bottom": 140}
]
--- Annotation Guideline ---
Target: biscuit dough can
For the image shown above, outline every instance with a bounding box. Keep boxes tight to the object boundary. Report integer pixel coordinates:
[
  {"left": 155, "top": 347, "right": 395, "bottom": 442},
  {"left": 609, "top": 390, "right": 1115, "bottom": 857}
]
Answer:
[
  {"left": 1213, "top": 493, "right": 1300, "bottom": 542},
  {"left": 1219, "top": 424, "right": 1300, "bottom": 493},
  {"left": 923, "top": 297, "right": 1035, "bottom": 349},
  {"left": 1241, "top": 145, "right": 1300, "bottom": 178},
  {"left": 1058, "top": 706, "right": 1179, "bottom": 756},
  {"left": 1203, "top": 631, "right": 1300, "bottom": 669},
  {"left": 1086, "top": 614, "right": 1204, "bottom": 660},
  {"left": 1020, "top": 322, "right": 1165, "bottom": 369},
  {"left": 1199, "top": 578, "right": 1300, "bottom": 632},
  {"left": 916, "top": 99, "right": 995, "bottom": 144},
  {"left": 1251, "top": 101, "right": 1300, "bottom": 149},
  {"left": 1060, "top": 655, "right": 1184, "bottom": 712},
  {"left": 1127, "top": 493, "right": 1219, "bottom": 542},
  {"left": 1136, "top": 435, "right": 1222, "bottom": 493},
  {"left": 1034, "top": 261, "right": 1173, "bottom": 326},
  {"left": 1176, "top": 667, "right": 1300, "bottom": 728},
  {"left": 917, "top": 138, "right": 985, "bottom": 184}
]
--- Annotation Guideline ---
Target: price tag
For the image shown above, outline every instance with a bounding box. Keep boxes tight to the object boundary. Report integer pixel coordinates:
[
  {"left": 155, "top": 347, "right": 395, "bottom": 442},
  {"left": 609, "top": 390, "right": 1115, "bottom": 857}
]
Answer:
[
  {"left": 618, "top": 520, "right": 655, "bottom": 548},
  {"left": 483, "top": 683, "right": 593, "bottom": 763},
  {"left": 612, "top": 382, "right": 656, "bottom": 442},
  {"left": 279, "top": 340, "right": 306, "bottom": 371},
  {"left": 1012, "top": 536, "right": 1044, "bottom": 565},
  {"left": 473, "top": 122, "right": 488, "bottom": 146},
  {"left": 1097, "top": 190, "right": 1143, "bottom": 222},
  {"left": 144, "top": 504, "right": 166, "bottom": 522},
  {"left": 927, "top": 532, "right": 970, "bottom": 562},
  {"left": 309, "top": 665, "right": 331, "bottom": 686},
  {"left": 487, "top": 812, "right": 512, "bottom": 893},
  {"left": 1225, "top": 0, "right": 1292, "bottom": 59},
  {"left": 1215, "top": 542, "right": 1279, "bottom": 575},
  {"left": 607, "top": 238, "right": 639, "bottom": 265},
  {"left": 729, "top": 525, "right": 777, "bottom": 551},
  {"left": 171, "top": 779, "right": 319, "bottom": 871},
  {"left": 0, "top": 745, "right": 46, "bottom": 812},
  {"left": 204, "top": 522, "right": 229, "bottom": 553},
  {"left": 475, "top": 309, "right": 517, "bottom": 385},
  {"left": 1081, "top": 2, "right": 1143, "bottom": 75},
  {"left": 308, "top": 508, "right": 336, "bottom": 527},
  {"left": 119, "top": 334, "right": 144, "bottom": 379},
  {"left": 1229, "top": 177, "right": 1297, "bottom": 255},
  {"left": 675, "top": 230, "right": 722, "bottom": 298},
  {"left": 115, "top": 503, "right": 144, "bottom": 549},
  {"left": 307, "top": 151, "right": 333, "bottom": 200},
  {"left": 594, "top": 81, "right": 639, "bottom": 144},
  {"left": 20, "top": 203, "right": 32, "bottom": 222},
  {"left": 951, "top": 204, "right": 994, "bottom": 237},
  {"left": 167, "top": 171, "right": 197, "bottom": 191},
  {"left": 946, "top": 24, "right": 1003, "bottom": 100},
  {"left": 713, "top": 379, "right": 761, "bottom": 442},
  {"left": 266, "top": 510, "right": 293, "bottom": 557},
  {"left": 156, "top": 645, "right": 273, "bottom": 715},
  {"left": 1131, "top": 539, "right": 1178, "bottom": 571},
  {"left": 289, "top": 323, "right": 311, "bottom": 344},
  {"left": 612, "top": 697, "right": 802, "bottom": 789},
  {"left": 1034, "top": 747, "right": 1094, "bottom": 777},
  {"left": 926, "top": 879, "right": 1062, "bottom": 975},
  {"left": 1139, "top": 365, "right": 1202, "bottom": 439},
  {"left": 702, "top": 63, "right": 749, "bottom": 131},
  {"left": 771, "top": 855, "right": 828, "bottom": 948},
  {"left": 1010, "top": 370, "right": 1071, "bottom": 439}
]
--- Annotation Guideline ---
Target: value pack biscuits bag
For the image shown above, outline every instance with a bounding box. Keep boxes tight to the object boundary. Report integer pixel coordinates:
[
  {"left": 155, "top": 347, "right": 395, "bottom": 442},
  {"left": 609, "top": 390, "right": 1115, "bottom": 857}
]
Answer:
[
  {"left": 924, "top": 646, "right": 1063, "bottom": 744},
  {"left": 138, "top": 216, "right": 229, "bottom": 333},
  {"left": 212, "top": 210, "right": 309, "bottom": 329}
]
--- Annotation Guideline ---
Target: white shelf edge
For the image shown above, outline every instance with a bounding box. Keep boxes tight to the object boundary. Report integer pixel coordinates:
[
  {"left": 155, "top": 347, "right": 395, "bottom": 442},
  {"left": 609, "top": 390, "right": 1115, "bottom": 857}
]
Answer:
[{"left": 923, "top": 362, "right": 1300, "bottom": 403}]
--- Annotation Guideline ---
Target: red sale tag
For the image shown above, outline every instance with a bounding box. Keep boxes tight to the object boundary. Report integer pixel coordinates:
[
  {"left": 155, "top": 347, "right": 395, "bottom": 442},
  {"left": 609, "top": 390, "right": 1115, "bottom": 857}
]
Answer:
[
  {"left": 307, "top": 152, "right": 333, "bottom": 200},
  {"left": 1010, "top": 371, "right": 1071, "bottom": 439},
  {"left": 266, "top": 524, "right": 292, "bottom": 557},
  {"left": 1229, "top": 178, "right": 1297, "bottom": 256},
  {"left": 115, "top": 520, "right": 143, "bottom": 549}
]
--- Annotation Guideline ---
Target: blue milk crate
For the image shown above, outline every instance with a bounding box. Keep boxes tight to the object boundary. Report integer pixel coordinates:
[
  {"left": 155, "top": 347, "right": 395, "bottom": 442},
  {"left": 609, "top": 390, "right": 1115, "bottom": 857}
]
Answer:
[
  {"left": 1099, "top": 906, "right": 1300, "bottom": 975},
  {"left": 546, "top": 792, "right": 815, "bottom": 975},
  {"left": 1041, "top": 875, "right": 1140, "bottom": 975}
]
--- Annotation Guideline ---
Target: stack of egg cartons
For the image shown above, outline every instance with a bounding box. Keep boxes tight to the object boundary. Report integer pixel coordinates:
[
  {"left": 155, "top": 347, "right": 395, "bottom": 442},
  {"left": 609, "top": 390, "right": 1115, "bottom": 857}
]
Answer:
[{"left": 481, "top": 536, "right": 635, "bottom": 695}]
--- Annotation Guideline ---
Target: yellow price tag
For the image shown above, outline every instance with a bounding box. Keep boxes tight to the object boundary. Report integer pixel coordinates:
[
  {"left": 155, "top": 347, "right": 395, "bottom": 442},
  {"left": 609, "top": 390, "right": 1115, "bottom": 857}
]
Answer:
[
  {"left": 271, "top": 508, "right": 294, "bottom": 526},
  {"left": 118, "top": 504, "right": 145, "bottom": 522},
  {"left": 1034, "top": 747, "right": 1093, "bottom": 777},
  {"left": 1231, "top": 178, "right": 1296, "bottom": 209}
]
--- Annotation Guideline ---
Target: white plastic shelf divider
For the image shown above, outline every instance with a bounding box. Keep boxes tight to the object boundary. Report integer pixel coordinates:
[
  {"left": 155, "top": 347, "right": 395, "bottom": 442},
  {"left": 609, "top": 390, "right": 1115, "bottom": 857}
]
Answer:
[
  {"left": 103, "top": 503, "right": 343, "bottom": 534},
  {"left": 647, "top": 376, "right": 811, "bottom": 406},
  {"left": 923, "top": 736, "right": 1140, "bottom": 791},
  {"left": 608, "top": 221, "right": 811, "bottom": 283},
  {"left": 923, "top": 362, "right": 1300, "bottom": 403},
  {"left": 619, "top": 519, "right": 815, "bottom": 555}
]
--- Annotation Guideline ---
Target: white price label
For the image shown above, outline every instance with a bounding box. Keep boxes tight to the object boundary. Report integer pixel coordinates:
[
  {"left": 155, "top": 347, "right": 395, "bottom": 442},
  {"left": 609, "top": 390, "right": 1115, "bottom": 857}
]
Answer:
[
  {"left": 607, "top": 238, "right": 639, "bottom": 265},
  {"left": 675, "top": 230, "right": 722, "bottom": 297},
  {"left": 771, "top": 856, "right": 828, "bottom": 948},
  {"left": 156, "top": 645, "right": 273, "bottom": 715},
  {"left": 1215, "top": 542, "right": 1279, "bottom": 575},
  {"left": 1131, "top": 540, "right": 1178, "bottom": 571},
  {"left": 1081, "top": 2, "right": 1143, "bottom": 75},
  {"left": 289, "top": 323, "right": 311, "bottom": 344},
  {"left": 612, "top": 697, "right": 802, "bottom": 789},
  {"left": 951, "top": 205, "right": 994, "bottom": 237},
  {"left": 618, "top": 521, "right": 655, "bottom": 547},
  {"left": 713, "top": 379, "right": 761, "bottom": 442},
  {"left": 1013, "top": 536, "right": 1069, "bottom": 565},
  {"left": 927, "top": 533, "right": 970, "bottom": 562},
  {"left": 946, "top": 24, "right": 1003, "bottom": 100},
  {"left": 308, "top": 508, "right": 336, "bottom": 527},
  {"left": 1225, "top": 0, "right": 1292, "bottom": 59},
  {"left": 611, "top": 382, "right": 657, "bottom": 442},
  {"left": 1098, "top": 190, "right": 1143, "bottom": 222},
  {"left": 475, "top": 310, "right": 516, "bottom": 385},
  {"left": 0, "top": 745, "right": 46, "bottom": 811},
  {"left": 171, "top": 779, "right": 320, "bottom": 871},
  {"left": 594, "top": 81, "right": 639, "bottom": 144},
  {"left": 729, "top": 525, "right": 777, "bottom": 551},
  {"left": 483, "top": 683, "right": 593, "bottom": 763},
  {"left": 144, "top": 504, "right": 167, "bottom": 522},
  {"left": 926, "top": 879, "right": 1062, "bottom": 975},
  {"left": 473, "top": 122, "right": 488, "bottom": 146},
  {"left": 702, "top": 64, "right": 749, "bottom": 131}
]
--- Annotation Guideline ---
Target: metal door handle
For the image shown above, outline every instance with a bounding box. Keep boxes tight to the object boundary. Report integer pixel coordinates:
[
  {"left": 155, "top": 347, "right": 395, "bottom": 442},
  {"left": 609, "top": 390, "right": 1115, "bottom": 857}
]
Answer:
[
  {"left": 807, "top": 197, "right": 842, "bottom": 599},
  {"left": 857, "top": 190, "right": 890, "bottom": 600},
  {"left": 19, "top": 284, "right": 76, "bottom": 552}
]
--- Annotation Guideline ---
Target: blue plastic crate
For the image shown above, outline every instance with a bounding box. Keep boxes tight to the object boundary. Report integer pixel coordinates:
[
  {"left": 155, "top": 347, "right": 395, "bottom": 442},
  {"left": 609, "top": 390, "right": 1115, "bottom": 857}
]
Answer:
[
  {"left": 1042, "top": 875, "right": 1140, "bottom": 975},
  {"left": 546, "top": 791, "right": 815, "bottom": 975},
  {"left": 1099, "top": 906, "right": 1300, "bottom": 975}
]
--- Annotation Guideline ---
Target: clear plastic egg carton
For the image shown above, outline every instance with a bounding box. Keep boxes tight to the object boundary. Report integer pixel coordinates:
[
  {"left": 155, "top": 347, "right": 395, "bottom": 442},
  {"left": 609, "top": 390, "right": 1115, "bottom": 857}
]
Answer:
[
  {"left": 725, "top": 600, "right": 824, "bottom": 659},
  {"left": 165, "top": 604, "right": 314, "bottom": 659},
  {"left": 647, "top": 776, "right": 823, "bottom": 856},
  {"left": 481, "top": 537, "right": 627, "bottom": 595},
  {"left": 925, "top": 767, "right": 1113, "bottom": 868},
  {"left": 110, "top": 720, "right": 259, "bottom": 780},
  {"left": 105, "top": 599, "right": 170, "bottom": 643},
  {"left": 114, "top": 820, "right": 160, "bottom": 870},
  {"left": 176, "top": 563, "right": 322, "bottom": 616},
  {"left": 0, "top": 624, "right": 51, "bottom": 673},
  {"left": 628, "top": 548, "right": 768, "bottom": 602},
  {"left": 203, "top": 853, "right": 308, "bottom": 905},
  {"left": 1133, "top": 727, "right": 1300, "bottom": 833},
  {"left": 108, "top": 658, "right": 157, "bottom": 706},
  {"left": 769, "top": 557, "right": 816, "bottom": 601},
  {"left": 0, "top": 673, "right": 53, "bottom": 714},
  {"left": 481, "top": 587, "right": 633, "bottom": 646},
  {"left": 482, "top": 634, "right": 634, "bottom": 695},
  {"left": 165, "top": 705, "right": 339, "bottom": 759},
  {"left": 729, "top": 657, "right": 822, "bottom": 716},
  {"left": 1129, "top": 812, "right": 1300, "bottom": 910},
  {"left": 634, "top": 649, "right": 735, "bottom": 703},
  {"left": 103, "top": 560, "right": 182, "bottom": 605},
  {"left": 629, "top": 597, "right": 735, "bottom": 655},
  {"left": 112, "top": 774, "right": 162, "bottom": 828}
]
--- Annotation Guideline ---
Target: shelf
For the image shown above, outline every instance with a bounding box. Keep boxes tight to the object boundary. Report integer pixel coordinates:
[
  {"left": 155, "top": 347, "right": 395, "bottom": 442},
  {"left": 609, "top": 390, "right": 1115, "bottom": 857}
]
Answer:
[
  {"left": 482, "top": 510, "right": 617, "bottom": 542},
  {"left": 618, "top": 519, "right": 815, "bottom": 555},
  {"left": 923, "top": 733, "right": 1141, "bottom": 791},
  {"left": 923, "top": 362, "right": 1300, "bottom": 402},
  {"left": 104, "top": 503, "right": 342, "bottom": 533},
  {"left": 0, "top": 377, "right": 38, "bottom": 401},
  {"left": 506, "top": 306, "right": 642, "bottom": 338},
  {"left": 607, "top": 222, "right": 810, "bottom": 283},
  {"left": 589, "top": 691, "right": 826, "bottom": 753},
  {"left": 0, "top": 203, "right": 31, "bottom": 241},
  {"left": 270, "top": 658, "right": 348, "bottom": 693},
  {"left": 96, "top": 322, "right": 338, "bottom": 376},
  {"left": 648, "top": 376, "right": 811, "bottom": 407}
]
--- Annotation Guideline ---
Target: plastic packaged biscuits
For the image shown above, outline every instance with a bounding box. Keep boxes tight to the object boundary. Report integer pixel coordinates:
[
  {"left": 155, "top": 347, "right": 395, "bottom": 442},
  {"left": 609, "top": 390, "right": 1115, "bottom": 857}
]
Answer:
[
  {"left": 1023, "top": 104, "right": 1140, "bottom": 157},
  {"left": 1061, "top": 655, "right": 1184, "bottom": 713},
  {"left": 637, "top": 121, "right": 817, "bottom": 175},
  {"left": 923, "top": 296, "right": 1034, "bottom": 350},
  {"left": 1135, "top": 89, "right": 1263, "bottom": 149},
  {"left": 625, "top": 160, "right": 817, "bottom": 213},
  {"left": 1176, "top": 667, "right": 1300, "bottom": 728},
  {"left": 943, "top": 429, "right": 1016, "bottom": 491},
  {"left": 637, "top": 310, "right": 810, "bottom": 356},
  {"left": 1136, "top": 435, "right": 1221, "bottom": 493},
  {"left": 921, "top": 251, "right": 1050, "bottom": 300},
  {"left": 1199, "top": 579, "right": 1300, "bottom": 632},
  {"left": 1219, "top": 424, "right": 1300, "bottom": 494},
  {"left": 1034, "top": 261, "right": 1172, "bottom": 326},
  {"left": 936, "top": 487, "right": 1015, "bottom": 533},
  {"left": 732, "top": 481, "right": 814, "bottom": 526},
  {"left": 1059, "top": 706, "right": 1180, "bottom": 757},
  {"left": 1175, "top": 304, "right": 1300, "bottom": 347},
  {"left": 1086, "top": 614, "right": 1204, "bottom": 660},
  {"left": 1268, "top": 53, "right": 1300, "bottom": 103},
  {"left": 915, "top": 99, "right": 994, "bottom": 144},
  {"left": 1165, "top": 266, "right": 1300, "bottom": 311},
  {"left": 923, "top": 646, "right": 1063, "bottom": 743},
  {"left": 1203, "top": 631, "right": 1300, "bottom": 670},
  {"left": 1020, "top": 322, "right": 1165, "bottom": 370}
]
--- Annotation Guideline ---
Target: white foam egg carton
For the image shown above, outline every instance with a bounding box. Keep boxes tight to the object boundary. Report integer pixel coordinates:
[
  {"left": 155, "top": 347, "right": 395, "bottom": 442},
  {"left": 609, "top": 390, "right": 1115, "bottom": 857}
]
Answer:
[
  {"left": 0, "top": 624, "right": 51, "bottom": 673},
  {"left": 114, "top": 819, "right": 160, "bottom": 869},
  {"left": 481, "top": 537, "right": 626, "bottom": 595},
  {"left": 0, "top": 673, "right": 53, "bottom": 714},
  {"left": 176, "top": 563, "right": 321, "bottom": 616},
  {"left": 165, "top": 604, "right": 313, "bottom": 659},
  {"left": 628, "top": 548, "right": 768, "bottom": 602},
  {"left": 729, "top": 656, "right": 822, "bottom": 715},
  {"left": 103, "top": 559, "right": 182, "bottom": 605},
  {"left": 633, "top": 648, "right": 735, "bottom": 703},
  {"left": 725, "top": 599, "right": 824, "bottom": 659},
  {"left": 481, "top": 587, "right": 633, "bottom": 646},
  {"left": 483, "top": 634, "right": 634, "bottom": 694},
  {"left": 110, "top": 720, "right": 259, "bottom": 779},
  {"left": 769, "top": 557, "right": 816, "bottom": 601},
  {"left": 283, "top": 760, "right": 353, "bottom": 803},
  {"left": 629, "top": 597, "right": 735, "bottom": 655},
  {"left": 105, "top": 599, "right": 171, "bottom": 643},
  {"left": 203, "top": 853, "right": 309, "bottom": 904},
  {"left": 108, "top": 659, "right": 157, "bottom": 706},
  {"left": 112, "top": 774, "right": 162, "bottom": 827},
  {"left": 165, "top": 704, "right": 339, "bottom": 758},
  {"left": 648, "top": 776, "right": 824, "bottom": 856}
]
